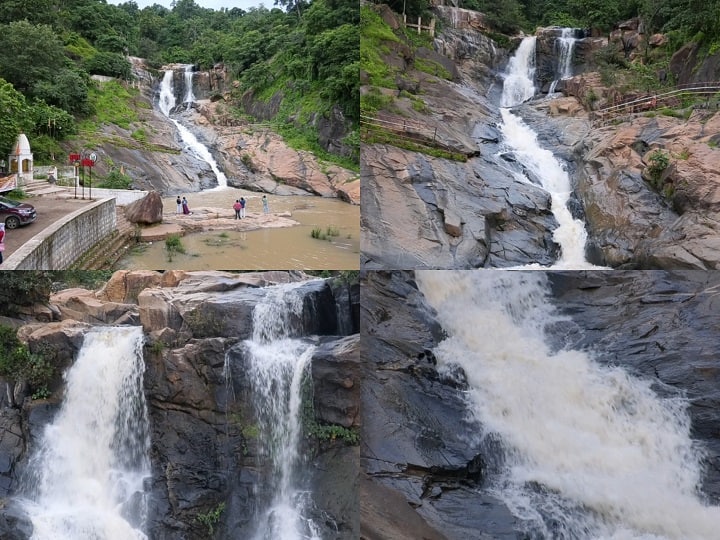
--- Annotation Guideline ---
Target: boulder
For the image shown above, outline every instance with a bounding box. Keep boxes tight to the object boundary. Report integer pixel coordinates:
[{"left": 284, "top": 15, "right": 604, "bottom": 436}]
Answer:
[
  {"left": 50, "top": 288, "right": 137, "bottom": 325},
  {"left": 98, "top": 270, "right": 163, "bottom": 303},
  {"left": 124, "top": 191, "right": 164, "bottom": 225}
]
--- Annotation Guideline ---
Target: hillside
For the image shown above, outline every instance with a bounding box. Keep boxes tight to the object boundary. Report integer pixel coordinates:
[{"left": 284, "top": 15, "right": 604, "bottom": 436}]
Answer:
[{"left": 0, "top": 0, "right": 359, "bottom": 183}]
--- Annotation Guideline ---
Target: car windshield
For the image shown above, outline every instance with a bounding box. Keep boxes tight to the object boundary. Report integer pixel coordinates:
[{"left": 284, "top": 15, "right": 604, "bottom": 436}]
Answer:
[{"left": 0, "top": 196, "right": 21, "bottom": 208}]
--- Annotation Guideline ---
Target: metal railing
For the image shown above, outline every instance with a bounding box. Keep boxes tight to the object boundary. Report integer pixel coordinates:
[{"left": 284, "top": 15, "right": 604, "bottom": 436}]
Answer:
[{"left": 592, "top": 82, "right": 720, "bottom": 123}]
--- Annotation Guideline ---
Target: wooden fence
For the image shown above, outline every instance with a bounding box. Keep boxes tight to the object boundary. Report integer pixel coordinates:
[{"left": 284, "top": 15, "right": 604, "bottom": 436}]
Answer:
[
  {"left": 403, "top": 14, "right": 436, "bottom": 37},
  {"left": 360, "top": 114, "right": 439, "bottom": 147}
]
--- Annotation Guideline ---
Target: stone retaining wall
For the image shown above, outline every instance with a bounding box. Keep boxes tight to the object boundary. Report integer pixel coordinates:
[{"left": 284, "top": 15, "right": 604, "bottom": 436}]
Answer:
[{"left": 2, "top": 198, "right": 117, "bottom": 270}]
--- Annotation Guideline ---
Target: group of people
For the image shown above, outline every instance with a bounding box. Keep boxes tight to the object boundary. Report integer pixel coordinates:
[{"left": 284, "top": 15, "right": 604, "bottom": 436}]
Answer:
[
  {"left": 234, "top": 195, "right": 269, "bottom": 219},
  {"left": 175, "top": 196, "right": 191, "bottom": 215},
  {"left": 174, "top": 194, "right": 270, "bottom": 220},
  {"left": 233, "top": 198, "right": 246, "bottom": 219}
]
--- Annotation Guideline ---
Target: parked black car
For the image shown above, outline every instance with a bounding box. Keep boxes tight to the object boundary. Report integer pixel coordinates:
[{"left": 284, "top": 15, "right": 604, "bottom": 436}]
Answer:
[{"left": 0, "top": 195, "right": 37, "bottom": 228}]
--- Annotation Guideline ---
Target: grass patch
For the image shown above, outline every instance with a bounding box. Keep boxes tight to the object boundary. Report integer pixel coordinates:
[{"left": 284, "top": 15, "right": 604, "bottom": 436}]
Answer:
[
  {"left": 414, "top": 57, "right": 452, "bottom": 80},
  {"left": 4, "top": 189, "right": 27, "bottom": 199},
  {"left": 131, "top": 128, "right": 148, "bottom": 143},
  {"left": 78, "top": 81, "right": 139, "bottom": 133},
  {"left": 362, "top": 128, "right": 467, "bottom": 162},
  {"left": 360, "top": 6, "right": 399, "bottom": 88}
]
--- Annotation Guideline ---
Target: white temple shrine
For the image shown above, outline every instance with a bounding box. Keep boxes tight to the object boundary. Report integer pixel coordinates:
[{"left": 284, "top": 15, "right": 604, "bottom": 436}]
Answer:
[{"left": 9, "top": 133, "right": 33, "bottom": 186}]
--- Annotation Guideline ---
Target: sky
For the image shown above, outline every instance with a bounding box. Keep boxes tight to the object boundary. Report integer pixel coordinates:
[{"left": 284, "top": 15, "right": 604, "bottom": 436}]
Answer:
[{"left": 107, "top": 0, "right": 269, "bottom": 11}]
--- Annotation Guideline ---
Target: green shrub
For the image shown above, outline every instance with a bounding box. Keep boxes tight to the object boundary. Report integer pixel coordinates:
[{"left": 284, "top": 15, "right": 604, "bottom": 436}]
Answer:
[
  {"left": 165, "top": 234, "right": 186, "bottom": 262},
  {"left": 0, "top": 325, "right": 55, "bottom": 393},
  {"left": 647, "top": 149, "right": 670, "bottom": 181},
  {"left": 196, "top": 502, "right": 225, "bottom": 536},
  {"left": 97, "top": 169, "right": 132, "bottom": 189},
  {"left": 83, "top": 52, "right": 132, "bottom": 79}
]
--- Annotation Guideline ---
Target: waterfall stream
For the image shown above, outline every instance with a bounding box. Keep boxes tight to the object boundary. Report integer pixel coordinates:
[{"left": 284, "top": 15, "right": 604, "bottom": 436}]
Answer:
[
  {"left": 158, "top": 68, "right": 228, "bottom": 189},
  {"left": 499, "top": 36, "right": 596, "bottom": 269},
  {"left": 22, "top": 326, "right": 150, "bottom": 540},
  {"left": 416, "top": 271, "right": 720, "bottom": 539},
  {"left": 549, "top": 28, "right": 578, "bottom": 94},
  {"left": 244, "top": 283, "right": 321, "bottom": 540}
]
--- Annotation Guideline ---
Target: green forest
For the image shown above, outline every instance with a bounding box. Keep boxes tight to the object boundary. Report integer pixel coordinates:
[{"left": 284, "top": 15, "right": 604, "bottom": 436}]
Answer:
[
  {"left": 0, "top": 0, "right": 358, "bottom": 165},
  {"left": 394, "top": 0, "right": 720, "bottom": 47}
]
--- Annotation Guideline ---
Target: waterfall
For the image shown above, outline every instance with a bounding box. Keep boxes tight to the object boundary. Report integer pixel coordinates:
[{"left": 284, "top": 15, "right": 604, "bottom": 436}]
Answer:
[
  {"left": 245, "top": 283, "right": 321, "bottom": 540},
  {"left": 500, "top": 36, "right": 537, "bottom": 108},
  {"left": 158, "top": 68, "right": 228, "bottom": 189},
  {"left": 549, "top": 28, "right": 578, "bottom": 94},
  {"left": 499, "top": 37, "right": 595, "bottom": 269},
  {"left": 22, "top": 326, "right": 150, "bottom": 540},
  {"left": 183, "top": 65, "right": 195, "bottom": 109},
  {"left": 415, "top": 271, "right": 720, "bottom": 540}
]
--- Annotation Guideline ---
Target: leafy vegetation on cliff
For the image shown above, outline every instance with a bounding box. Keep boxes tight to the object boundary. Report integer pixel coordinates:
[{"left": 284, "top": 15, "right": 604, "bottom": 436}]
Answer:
[{"left": 0, "top": 0, "right": 358, "bottom": 164}]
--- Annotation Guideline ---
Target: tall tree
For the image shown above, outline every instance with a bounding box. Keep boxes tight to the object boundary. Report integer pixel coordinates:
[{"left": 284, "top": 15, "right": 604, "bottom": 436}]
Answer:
[{"left": 0, "top": 21, "right": 66, "bottom": 94}]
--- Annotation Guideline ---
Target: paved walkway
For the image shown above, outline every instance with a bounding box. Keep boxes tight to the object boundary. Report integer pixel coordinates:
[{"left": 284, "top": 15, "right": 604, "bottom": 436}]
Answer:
[{"left": 1, "top": 193, "right": 96, "bottom": 262}]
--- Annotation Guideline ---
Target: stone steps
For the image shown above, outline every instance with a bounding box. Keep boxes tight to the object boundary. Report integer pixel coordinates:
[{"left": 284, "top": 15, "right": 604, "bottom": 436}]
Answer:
[
  {"left": 71, "top": 209, "right": 137, "bottom": 270},
  {"left": 22, "top": 180, "right": 71, "bottom": 197}
]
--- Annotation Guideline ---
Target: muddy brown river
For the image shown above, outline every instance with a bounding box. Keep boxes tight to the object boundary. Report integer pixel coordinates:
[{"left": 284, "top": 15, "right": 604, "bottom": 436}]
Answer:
[{"left": 117, "top": 189, "right": 359, "bottom": 270}]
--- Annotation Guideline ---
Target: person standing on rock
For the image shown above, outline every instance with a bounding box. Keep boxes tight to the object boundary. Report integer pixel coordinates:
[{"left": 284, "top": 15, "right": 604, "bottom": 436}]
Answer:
[
  {"left": 182, "top": 196, "right": 190, "bottom": 215},
  {"left": 176, "top": 196, "right": 182, "bottom": 214},
  {"left": 0, "top": 223, "right": 5, "bottom": 264},
  {"left": 233, "top": 199, "right": 242, "bottom": 219},
  {"left": 262, "top": 195, "right": 269, "bottom": 214},
  {"left": 240, "top": 197, "right": 246, "bottom": 219}
]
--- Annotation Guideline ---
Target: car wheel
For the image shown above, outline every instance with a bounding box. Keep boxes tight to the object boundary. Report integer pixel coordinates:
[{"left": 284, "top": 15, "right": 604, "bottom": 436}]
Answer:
[{"left": 5, "top": 216, "right": 20, "bottom": 229}]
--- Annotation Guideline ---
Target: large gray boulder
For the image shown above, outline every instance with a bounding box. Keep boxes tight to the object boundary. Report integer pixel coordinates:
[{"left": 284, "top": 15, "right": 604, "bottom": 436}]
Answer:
[{"left": 124, "top": 191, "right": 164, "bottom": 225}]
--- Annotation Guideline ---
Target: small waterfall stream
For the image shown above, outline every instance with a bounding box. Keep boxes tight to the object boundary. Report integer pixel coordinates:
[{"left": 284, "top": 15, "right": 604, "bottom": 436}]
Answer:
[
  {"left": 244, "top": 283, "right": 321, "bottom": 540},
  {"left": 416, "top": 271, "right": 720, "bottom": 539},
  {"left": 499, "top": 36, "right": 596, "bottom": 268},
  {"left": 22, "top": 326, "right": 150, "bottom": 540},
  {"left": 158, "top": 67, "right": 228, "bottom": 189},
  {"left": 549, "top": 28, "right": 578, "bottom": 94}
]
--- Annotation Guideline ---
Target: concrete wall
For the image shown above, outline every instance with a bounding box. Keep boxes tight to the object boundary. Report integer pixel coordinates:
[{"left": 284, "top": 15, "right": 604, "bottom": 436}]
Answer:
[
  {"left": 81, "top": 188, "right": 148, "bottom": 205},
  {"left": 2, "top": 198, "right": 117, "bottom": 270}
]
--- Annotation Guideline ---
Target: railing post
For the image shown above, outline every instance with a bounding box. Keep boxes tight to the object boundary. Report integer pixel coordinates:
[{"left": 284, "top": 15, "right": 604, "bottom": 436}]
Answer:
[{"left": 418, "top": 16, "right": 421, "bottom": 33}]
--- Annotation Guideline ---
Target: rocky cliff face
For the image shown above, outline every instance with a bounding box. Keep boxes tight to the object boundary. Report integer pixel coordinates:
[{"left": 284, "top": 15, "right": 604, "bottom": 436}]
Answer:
[
  {"left": 361, "top": 6, "right": 564, "bottom": 269},
  {"left": 0, "top": 271, "right": 360, "bottom": 539},
  {"left": 73, "top": 59, "right": 358, "bottom": 202},
  {"left": 517, "top": 93, "right": 720, "bottom": 269},
  {"left": 361, "top": 270, "right": 720, "bottom": 537},
  {"left": 362, "top": 4, "right": 720, "bottom": 268}
]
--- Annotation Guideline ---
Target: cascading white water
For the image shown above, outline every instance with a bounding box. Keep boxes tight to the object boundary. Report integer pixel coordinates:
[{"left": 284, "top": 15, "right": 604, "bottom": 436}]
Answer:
[
  {"left": 416, "top": 271, "right": 720, "bottom": 540},
  {"left": 245, "top": 282, "right": 321, "bottom": 540},
  {"left": 158, "top": 68, "right": 228, "bottom": 189},
  {"left": 548, "top": 28, "right": 577, "bottom": 94},
  {"left": 183, "top": 65, "right": 195, "bottom": 109},
  {"left": 22, "top": 326, "right": 150, "bottom": 540},
  {"left": 500, "top": 36, "right": 537, "bottom": 108},
  {"left": 499, "top": 37, "right": 595, "bottom": 269}
]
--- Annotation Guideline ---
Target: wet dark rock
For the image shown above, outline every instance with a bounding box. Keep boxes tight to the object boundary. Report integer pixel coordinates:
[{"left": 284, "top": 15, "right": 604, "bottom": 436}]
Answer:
[
  {"left": 0, "top": 499, "right": 32, "bottom": 540},
  {"left": 312, "top": 336, "right": 360, "bottom": 428},
  {"left": 361, "top": 271, "right": 522, "bottom": 538}
]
